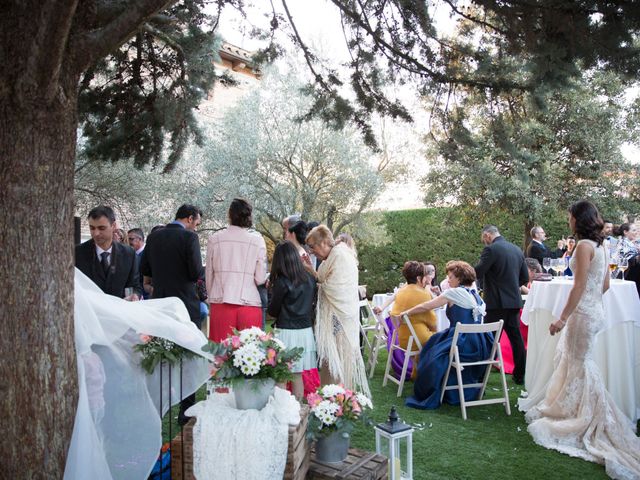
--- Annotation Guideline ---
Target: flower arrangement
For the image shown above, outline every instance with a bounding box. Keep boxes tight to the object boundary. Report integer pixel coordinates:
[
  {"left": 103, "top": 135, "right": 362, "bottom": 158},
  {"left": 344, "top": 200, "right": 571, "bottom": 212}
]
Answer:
[
  {"left": 202, "top": 327, "right": 303, "bottom": 384},
  {"left": 133, "top": 335, "right": 197, "bottom": 375},
  {"left": 306, "top": 384, "right": 373, "bottom": 440}
]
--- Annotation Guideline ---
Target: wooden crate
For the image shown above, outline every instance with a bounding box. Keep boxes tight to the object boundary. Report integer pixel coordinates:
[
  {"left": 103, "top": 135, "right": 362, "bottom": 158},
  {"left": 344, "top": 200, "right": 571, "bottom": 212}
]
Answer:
[
  {"left": 308, "top": 447, "right": 388, "bottom": 480},
  {"left": 171, "top": 418, "right": 196, "bottom": 480},
  {"left": 170, "top": 405, "right": 310, "bottom": 479},
  {"left": 284, "top": 404, "right": 310, "bottom": 480}
]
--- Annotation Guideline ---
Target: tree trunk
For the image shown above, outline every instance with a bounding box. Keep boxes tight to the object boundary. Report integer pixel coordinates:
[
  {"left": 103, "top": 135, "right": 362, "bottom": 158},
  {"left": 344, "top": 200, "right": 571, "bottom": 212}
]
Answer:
[{"left": 0, "top": 79, "right": 78, "bottom": 477}]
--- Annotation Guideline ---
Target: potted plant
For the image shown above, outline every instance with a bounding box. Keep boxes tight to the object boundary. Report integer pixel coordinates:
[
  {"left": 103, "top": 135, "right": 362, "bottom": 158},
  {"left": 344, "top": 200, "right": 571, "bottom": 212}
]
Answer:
[
  {"left": 306, "top": 384, "right": 373, "bottom": 464},
  {"left": 202, "top": 327, "right": 303, "bottom": 410}
]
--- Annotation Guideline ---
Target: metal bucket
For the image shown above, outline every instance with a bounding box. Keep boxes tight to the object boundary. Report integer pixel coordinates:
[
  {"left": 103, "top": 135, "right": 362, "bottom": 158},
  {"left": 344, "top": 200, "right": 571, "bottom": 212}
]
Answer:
[
  {"left": 234, "top": 378, "right": 275, "bottom": 410},
  {"left": 315, "top": 430, "right": 350, "bottom": 464}
]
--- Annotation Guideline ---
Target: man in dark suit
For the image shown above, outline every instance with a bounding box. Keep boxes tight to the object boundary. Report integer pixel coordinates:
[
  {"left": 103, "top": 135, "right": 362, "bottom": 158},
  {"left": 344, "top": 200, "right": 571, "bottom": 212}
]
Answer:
[
  {"left": 75, "top": 206, "right": 141, "bottom": 299},
  {"left": 127, "top": 228, "right": 149, "bottom": 299},
  {"left": 526, "top": 225, "right": 557, "bottom": 266},
  {"left": 140, "top": 204, "right": 204, "bottom": 424},
  {"left": 475, "top": 225, "right": 529, "bottom": 384}
]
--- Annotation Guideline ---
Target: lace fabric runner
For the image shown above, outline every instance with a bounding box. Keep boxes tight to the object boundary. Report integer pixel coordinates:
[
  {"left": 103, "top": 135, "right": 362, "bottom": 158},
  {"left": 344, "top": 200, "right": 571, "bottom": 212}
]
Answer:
[
  {"left": 187, "top": 387, "right": 301, "bottom": 479},
  {"left": 524, "top": 240, "right": 640, "bottom": 479}
]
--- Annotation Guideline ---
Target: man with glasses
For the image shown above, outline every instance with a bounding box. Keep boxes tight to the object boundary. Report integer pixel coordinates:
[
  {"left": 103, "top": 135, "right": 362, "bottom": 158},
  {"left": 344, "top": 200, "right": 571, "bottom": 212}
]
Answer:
[
  {"left": 127, "top": 228, "right": 148, "bottom": 299},
  {"left": 526, "top": 226, "right": 558, "bottom": 267}
]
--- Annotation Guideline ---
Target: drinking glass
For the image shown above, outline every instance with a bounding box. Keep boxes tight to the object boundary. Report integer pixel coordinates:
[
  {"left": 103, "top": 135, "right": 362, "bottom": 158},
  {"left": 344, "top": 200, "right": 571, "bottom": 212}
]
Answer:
[
  {"left": 608, "top": 255, "right": 619, "bottom": 280},
  {"left": 618, "top": 257, "right": 628, "bottom": 280},
  {"left": 542, "top": 257, "right": 551, "bottom": 274}
]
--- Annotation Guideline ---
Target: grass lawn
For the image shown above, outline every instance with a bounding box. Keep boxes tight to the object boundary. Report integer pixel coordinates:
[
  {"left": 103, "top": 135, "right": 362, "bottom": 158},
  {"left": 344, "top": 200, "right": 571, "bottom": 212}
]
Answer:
[
  {"left": 350, "top": 348, "right": 609, "bottom": 480},
  {"left": 162, "top": 346, "right": 636, "bottom": 479}
]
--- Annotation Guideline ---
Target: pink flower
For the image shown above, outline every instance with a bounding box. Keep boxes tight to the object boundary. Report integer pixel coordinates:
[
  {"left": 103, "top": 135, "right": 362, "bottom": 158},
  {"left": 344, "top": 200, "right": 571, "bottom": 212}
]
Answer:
[
  {"left": 231, "top": 336, "right": 241, "bottom": 349},
  {"left": 140, "top": 334, "right": 152, "bottom": 343},
  {"left": 351, "top": 400, "right": 361, "bottom": 414},
  {"left": 307, "top": 392, "right": 322, "bottom": 406},
  {"left": 265, "top": 348, "right": 277, "bottom": 366},
  {"left": 259, "top": 332, "right": 272, "bottom": 341},
  {"left": 344, "top": 389, "right": 354, "bottom": 399},
  {"left": 336, "top": 393, "right": 345, "bottom": 403},
  {"left": 209, "top": 365, "right": 219, "bottom": 377},
  {"left": 336, "top": 406, "right": 343, "bottom": 417}
]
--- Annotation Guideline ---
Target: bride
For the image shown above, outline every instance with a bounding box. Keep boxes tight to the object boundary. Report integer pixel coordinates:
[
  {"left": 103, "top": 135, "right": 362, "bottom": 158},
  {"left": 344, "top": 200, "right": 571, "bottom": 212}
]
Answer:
[{"left": 525, "top": 201, "right": 640, "bottom": 479}]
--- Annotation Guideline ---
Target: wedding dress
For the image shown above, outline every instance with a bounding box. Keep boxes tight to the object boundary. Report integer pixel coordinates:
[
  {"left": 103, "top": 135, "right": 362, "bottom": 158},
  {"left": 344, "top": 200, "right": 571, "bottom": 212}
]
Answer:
[
  {"left": 65, "top": 269, "right": 211, "bottom": 479},
  {"left": 525, "top": 240, "right": 640, "bottom": 479}
]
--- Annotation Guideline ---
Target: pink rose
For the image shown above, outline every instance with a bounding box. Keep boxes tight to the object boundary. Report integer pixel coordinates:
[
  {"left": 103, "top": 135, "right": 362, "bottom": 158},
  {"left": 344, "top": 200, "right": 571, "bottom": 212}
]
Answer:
[
  {"left": 231, "top": 336, "right": 241, "bottom": 349},
  {"left": 140, "top": 334, "right": 152, "bottom": 343},
  {"left": 209, "top": 365, "right": 219, "bottom": 377},
  {"left": 265, "top": 348, "right": 277, "bottom": 366},
  {"left": 306, "top": 392, "right": 322, "bottom": 406}
]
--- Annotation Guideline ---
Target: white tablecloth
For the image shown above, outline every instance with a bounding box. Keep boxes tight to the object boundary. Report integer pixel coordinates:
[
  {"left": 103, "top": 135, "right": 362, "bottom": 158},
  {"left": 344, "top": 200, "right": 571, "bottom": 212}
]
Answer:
[
  {"left": 519, "top": 278, "right": 640, "bottom": 421},
  {"left": 371, "top": 293, "right": 449, "bottom": 332}
]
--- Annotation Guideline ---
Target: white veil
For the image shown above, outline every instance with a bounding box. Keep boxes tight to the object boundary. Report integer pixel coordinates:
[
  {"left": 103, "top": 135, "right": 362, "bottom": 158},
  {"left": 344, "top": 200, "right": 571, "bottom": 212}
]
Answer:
[{"left": 65, "top": 269, "right": 212, "bottom": 479}]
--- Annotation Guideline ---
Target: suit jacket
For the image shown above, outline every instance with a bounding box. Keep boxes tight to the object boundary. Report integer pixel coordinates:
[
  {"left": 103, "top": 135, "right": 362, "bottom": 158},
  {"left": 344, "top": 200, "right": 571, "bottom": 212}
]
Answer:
[
  {"left": 140, "top": 223, "right": 203, "bottom": 325},
  {"left": 75, "top": 240, "right": 142, "bottom": 298},
  {"left": 475, "top": 236, "right": 529, "bottom": 310},
  {"left": 526, "top": 240, "right": 551, "bottom": 266}
]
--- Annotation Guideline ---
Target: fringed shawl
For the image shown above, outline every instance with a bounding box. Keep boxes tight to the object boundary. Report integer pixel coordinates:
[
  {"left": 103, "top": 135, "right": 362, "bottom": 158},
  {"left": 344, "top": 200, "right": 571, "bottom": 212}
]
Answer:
[{"left": 315, "top": 243, "right": 371, "bottom": 397}]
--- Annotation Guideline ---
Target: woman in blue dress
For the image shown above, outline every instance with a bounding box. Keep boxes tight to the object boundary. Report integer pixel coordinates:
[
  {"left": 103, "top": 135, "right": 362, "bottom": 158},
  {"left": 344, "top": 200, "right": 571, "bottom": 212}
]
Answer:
[{"left": 395, "top": 261, "right": 494, "bottom": 409}]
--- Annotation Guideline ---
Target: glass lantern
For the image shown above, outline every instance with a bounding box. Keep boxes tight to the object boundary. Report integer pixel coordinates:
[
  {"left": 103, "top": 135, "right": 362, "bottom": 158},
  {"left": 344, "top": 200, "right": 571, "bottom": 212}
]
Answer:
[{"left": 374, "top": 406, "right": 413, "bottom": 480}]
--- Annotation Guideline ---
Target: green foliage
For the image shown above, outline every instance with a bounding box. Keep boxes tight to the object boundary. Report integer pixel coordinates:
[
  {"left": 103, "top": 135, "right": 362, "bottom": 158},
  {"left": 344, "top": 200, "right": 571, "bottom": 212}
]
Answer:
[
  {"left": 424, "top": 46, "right": 639, "bottom": 227},
  {"left": 198, "top": 68, "right": 405, "bottom": 241},
  {"left": 78, "top": 1, "right": 220, "bottom": 172},
  {"left": 358, "top": 207, "right": 569, "bottom": 295},
  {"left": 133, "top": 336, "right": 198, "bottom": 375}
]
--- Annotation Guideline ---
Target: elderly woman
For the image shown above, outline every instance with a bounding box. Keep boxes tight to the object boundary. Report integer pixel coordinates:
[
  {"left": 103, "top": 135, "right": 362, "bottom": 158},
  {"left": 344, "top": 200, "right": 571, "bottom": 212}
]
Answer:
[
  {"left": 402, "top": 261, "right": 493, "bottom": 409},
  {"left": 306, "top": 225, "right": 370, "bottom": 397},
  {"left": 206, "top": 198, "right": 267, "bottom": 341},
  {"left": 389, "top": 261, "right": 437, "bottom": 379}
]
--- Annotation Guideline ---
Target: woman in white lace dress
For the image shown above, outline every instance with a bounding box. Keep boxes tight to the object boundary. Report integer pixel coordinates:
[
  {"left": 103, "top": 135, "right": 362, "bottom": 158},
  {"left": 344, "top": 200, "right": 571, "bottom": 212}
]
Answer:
[{"left": 525, "top": 201, "right": 640, "bottom": 479}]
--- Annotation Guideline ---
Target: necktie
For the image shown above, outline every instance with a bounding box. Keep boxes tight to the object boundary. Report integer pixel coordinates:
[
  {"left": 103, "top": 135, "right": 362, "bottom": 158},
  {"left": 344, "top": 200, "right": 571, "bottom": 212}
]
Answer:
[{"left": 100, "top": 252, "right": 110, "bottom": 275}]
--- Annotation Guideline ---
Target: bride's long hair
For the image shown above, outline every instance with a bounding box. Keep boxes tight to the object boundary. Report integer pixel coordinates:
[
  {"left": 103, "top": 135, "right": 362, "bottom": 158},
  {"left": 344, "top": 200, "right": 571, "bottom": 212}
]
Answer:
[{"left": 569, "top": 200, "right": 605, "bottom": 246}]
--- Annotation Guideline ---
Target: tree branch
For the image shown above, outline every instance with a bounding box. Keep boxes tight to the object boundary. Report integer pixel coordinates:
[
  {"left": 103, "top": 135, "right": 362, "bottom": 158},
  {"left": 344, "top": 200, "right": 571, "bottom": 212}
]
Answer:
[
  {"left": 32, "top": 0, "right": 79, "bottom": 102},
  {"left": 71, "top": 0, "right": 177, "bottom": 74}
]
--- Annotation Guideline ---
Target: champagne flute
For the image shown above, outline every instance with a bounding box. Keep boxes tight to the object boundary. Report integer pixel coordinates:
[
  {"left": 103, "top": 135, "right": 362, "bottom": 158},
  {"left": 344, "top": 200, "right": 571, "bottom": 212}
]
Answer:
[{"left": 542, "top": 257, "right": 551, "bottom": 274}]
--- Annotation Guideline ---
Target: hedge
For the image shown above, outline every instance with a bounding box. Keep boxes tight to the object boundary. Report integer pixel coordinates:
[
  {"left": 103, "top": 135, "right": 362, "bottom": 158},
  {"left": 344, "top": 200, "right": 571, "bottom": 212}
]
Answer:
[{"left": 357, "top": 207, "right": 569, "bottom": 295}]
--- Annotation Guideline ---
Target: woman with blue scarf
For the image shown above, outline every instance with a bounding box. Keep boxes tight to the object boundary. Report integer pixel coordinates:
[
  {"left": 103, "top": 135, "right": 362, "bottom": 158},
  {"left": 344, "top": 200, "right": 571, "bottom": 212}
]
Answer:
[{"left": 396, "top": 261, "right": 494, "bottom": 409}]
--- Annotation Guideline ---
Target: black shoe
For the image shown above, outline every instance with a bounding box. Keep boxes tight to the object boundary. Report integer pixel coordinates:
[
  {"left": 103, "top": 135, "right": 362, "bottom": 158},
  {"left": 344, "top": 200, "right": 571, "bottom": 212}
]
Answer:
[{"left": 512, "top": 376, "right": 524, "bottom": 385}]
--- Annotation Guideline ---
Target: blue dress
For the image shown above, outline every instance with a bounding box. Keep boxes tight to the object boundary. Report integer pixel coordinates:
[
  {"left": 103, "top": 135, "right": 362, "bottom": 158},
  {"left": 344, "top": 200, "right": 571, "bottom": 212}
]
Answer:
[{"left": 406, "top": 289, "right": 494, "bottom": 409}]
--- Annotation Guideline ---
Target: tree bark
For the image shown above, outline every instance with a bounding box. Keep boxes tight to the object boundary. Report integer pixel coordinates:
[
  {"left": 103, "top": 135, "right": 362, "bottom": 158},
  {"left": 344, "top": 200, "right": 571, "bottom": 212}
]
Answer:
[{"left": 0, "top": 77, "right": 78, "bottom": 477}]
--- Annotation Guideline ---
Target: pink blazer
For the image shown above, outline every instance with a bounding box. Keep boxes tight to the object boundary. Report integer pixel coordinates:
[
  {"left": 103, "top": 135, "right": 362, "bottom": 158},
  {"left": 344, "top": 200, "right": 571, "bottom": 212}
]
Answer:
[{"left": 205, "top": 225, "right": 267, "bottom": 307}]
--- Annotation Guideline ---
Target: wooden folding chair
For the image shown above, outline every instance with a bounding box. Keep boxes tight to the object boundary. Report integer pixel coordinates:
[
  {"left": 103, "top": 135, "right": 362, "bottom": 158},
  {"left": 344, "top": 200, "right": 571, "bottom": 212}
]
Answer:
[
  {"left": 382, "top": 314, "right": 423, "bottom": 397},
  {"left": 440, "top": 319, "right": 511, "bottom": 420}
]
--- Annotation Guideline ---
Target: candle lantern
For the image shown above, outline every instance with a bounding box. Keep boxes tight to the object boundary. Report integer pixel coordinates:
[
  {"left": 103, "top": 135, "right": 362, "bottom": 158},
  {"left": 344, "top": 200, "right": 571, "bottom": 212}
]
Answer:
[{"left": 374, "top": 406, "right": 414, "bottom": 480}]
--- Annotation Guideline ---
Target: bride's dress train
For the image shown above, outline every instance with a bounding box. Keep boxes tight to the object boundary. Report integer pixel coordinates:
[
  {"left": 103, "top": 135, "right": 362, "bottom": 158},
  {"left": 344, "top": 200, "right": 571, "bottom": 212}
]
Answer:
[{"left": 525, "top": 240, "right": 640, "bottom": 480}]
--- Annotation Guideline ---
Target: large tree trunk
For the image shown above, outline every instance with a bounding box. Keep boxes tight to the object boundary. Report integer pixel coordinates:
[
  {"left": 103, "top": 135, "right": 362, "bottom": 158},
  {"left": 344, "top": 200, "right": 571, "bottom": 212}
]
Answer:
[{"left": 0, "top": 78, "right": 78, "bottom": 477}]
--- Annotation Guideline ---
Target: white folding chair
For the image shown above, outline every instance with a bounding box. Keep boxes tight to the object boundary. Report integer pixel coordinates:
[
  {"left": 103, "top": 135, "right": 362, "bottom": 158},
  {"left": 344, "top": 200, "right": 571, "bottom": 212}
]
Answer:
[
  {"left": 383, "top": 314, "right": 423, "bottom": 397},
  {"left": 358, "top": 299, "right": 389, "bottom": 378},
  {"left": 359, "top": 299, "right": 378, "bottom": 353},
  {"left": 440, "top": 319, "right": 511, "bottom": 420}
]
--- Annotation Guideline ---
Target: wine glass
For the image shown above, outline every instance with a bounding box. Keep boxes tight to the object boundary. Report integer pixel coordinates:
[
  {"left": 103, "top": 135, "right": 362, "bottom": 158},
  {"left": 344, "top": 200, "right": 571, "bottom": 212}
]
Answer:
[
  {"left": 608, "top": 254, "right": 619, "bottom": 280},
  {"left": 542, "top": 257, "right": 551, "bottom": 274},
  {"left": 618, "top": 257, "right": 628, "bottom": 280},
  {"left": 552, "top": 258, "right": 565, "bottom": 278}
]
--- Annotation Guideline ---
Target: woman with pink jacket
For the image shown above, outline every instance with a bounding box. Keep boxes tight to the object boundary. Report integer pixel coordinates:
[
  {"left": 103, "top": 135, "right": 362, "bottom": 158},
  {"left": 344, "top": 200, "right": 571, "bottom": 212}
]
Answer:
[{"left": 206, "top": 198, "right": 267, "bottom": 341}]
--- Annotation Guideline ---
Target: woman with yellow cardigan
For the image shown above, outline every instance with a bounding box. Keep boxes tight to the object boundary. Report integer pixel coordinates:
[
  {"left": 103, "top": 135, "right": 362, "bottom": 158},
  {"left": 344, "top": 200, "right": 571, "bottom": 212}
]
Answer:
[{"left": 389, "top": 261, "right": 437, "bottom": 379}]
